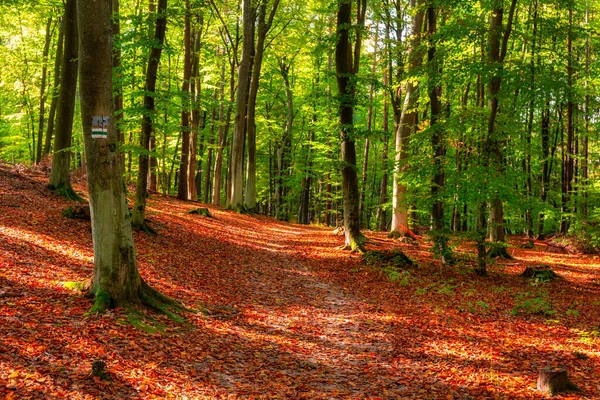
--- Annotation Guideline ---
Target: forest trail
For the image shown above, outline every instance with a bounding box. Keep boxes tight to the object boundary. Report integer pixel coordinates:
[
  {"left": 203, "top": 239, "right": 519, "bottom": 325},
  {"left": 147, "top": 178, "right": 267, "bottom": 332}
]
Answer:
[{"left": 1, "top": 165, "right": 599, "bottom": 399}]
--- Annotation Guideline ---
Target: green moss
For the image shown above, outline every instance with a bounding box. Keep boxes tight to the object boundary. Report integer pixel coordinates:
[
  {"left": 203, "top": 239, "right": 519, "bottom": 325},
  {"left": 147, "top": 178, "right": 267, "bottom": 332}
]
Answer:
[
  {"left": 62, "top": 281, "right": 88, "bottom": 292},
  {"left": 49, "top": 183, "right": 84, "bottom": 201},
  {"left": 88, "top": 290, "right": 112, "bottom": 315},
  {"left": 123, "top": 309, "right": 164, "bottom": 334}
]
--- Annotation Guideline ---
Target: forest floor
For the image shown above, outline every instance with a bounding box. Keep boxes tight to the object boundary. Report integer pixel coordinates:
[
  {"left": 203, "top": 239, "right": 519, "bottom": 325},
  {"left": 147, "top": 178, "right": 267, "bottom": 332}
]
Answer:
[{"left": 1, "top": 164, "right": 599, "bottom": 399}]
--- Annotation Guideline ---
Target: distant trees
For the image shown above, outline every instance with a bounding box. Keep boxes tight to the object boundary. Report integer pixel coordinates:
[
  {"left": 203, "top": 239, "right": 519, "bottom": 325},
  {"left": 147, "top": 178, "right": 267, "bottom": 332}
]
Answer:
[{"left": 0, "top": 0, "right": 598, "bottom": 268}]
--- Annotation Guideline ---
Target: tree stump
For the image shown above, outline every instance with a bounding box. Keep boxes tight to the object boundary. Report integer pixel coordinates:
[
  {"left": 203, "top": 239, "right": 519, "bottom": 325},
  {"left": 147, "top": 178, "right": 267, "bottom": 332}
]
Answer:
[
  {"left": 521, "top": 265, "right": 557, "bottom": 281},
  {"left": 537, "top": 366, "right": 578, "bottom": 396},
  {"left": 91, "top": 359, "right": 110, "bottom": 380}
]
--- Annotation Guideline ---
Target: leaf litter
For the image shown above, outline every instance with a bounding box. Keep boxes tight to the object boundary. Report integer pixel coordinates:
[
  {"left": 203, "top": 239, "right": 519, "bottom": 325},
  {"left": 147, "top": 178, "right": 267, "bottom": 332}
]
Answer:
[{"left": 0, "top": 165, "right": 599, "bottom": 399}]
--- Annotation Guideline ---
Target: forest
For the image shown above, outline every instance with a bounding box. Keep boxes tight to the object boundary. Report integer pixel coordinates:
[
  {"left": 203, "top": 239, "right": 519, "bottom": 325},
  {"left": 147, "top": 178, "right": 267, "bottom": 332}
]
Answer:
[{"left": 1, "top": 0, "right": 599, "bottom": 398}]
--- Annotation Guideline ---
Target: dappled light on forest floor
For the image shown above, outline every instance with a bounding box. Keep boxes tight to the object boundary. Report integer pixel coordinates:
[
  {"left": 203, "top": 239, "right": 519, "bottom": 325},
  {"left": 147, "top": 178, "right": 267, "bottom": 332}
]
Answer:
[{"left": 1, "top": 168, "right": 599, "bottom": 399}]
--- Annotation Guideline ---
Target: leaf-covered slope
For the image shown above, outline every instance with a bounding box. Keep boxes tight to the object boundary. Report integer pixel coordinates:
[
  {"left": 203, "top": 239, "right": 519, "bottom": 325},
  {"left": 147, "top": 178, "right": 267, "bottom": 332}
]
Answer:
[{"left": 0, "top": 165, "right": 599, "bottom": 399}]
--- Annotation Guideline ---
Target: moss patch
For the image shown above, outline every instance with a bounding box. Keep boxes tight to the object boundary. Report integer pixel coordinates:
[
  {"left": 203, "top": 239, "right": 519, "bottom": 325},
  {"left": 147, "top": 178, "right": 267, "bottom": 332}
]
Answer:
[{"left": 88, "top": 290, "right": 111, "bottom": 315}]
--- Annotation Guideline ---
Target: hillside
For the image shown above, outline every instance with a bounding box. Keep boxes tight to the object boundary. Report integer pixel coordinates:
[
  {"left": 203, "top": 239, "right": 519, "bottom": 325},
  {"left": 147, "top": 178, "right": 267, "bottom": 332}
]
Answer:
[{"left": 1, "top": 165, "right": 599, "bottom": 399}]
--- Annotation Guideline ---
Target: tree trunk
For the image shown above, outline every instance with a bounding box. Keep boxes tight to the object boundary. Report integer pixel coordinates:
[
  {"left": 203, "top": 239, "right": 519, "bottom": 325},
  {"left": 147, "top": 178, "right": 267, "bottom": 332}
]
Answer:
[
  {"left": 360, "top": 26, "right": 378, "bottom": 228},
  {"left": 77, "top": 0, "right": 179, "bottom": 312},
  {"left": 49, "top": 0, "right": 79, "bottom": 200},
  {"left": 427, "top": 3, "right": 448, "bottom": 264},
  {"left": 478, "top": 0, "right": 517, "bottom": 266},
  {"left": 336, "top": 0, "right": 365, "bottom": 252},
  {"left": 132, "top": 0, "right": 167, "bottom": 231},
  {"left": 244, "top": 0, "right": 280, "bottom": 211},
  {"left": 177, "top": 0, "right": 193, "bottom": 201},
  {"left": 390, "top": 0, "right": 424, "bottom": 238},
  {"left": 229, "top": 0, "right": 253, "bottom": 209},
  {"left": 43, "top": 16, "right": 65, "bottom": 158},
  {"left": 561, "top": 5, "right": 574, "bottom": 234},
  {"left": 36, "top": 17, "right": 54, "bottom": 164}
]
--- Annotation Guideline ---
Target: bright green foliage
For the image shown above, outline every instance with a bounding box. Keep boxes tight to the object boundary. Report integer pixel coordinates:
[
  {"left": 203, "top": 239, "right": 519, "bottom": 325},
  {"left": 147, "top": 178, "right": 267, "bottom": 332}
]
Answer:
[{"left": 1, "top": 0, "right": 600, "bottom": 251}]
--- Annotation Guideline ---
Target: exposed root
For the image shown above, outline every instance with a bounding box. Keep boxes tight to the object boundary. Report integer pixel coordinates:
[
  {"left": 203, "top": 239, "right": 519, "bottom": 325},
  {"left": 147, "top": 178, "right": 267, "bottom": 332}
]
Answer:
[
  {"left": 132, "top": 221, "right": 157, "bottom": 235},
  {"left": 48, "top": 183, "right": 84, "bottom": 202},
  {"left": 487, "top": 245, "right": 513, "bottom": 259}
]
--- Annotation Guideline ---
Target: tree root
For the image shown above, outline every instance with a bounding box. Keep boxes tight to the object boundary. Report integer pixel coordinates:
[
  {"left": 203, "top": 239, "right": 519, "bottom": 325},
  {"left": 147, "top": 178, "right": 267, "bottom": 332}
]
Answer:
[
  {"left": 48, "top": 183, "right": 84, "bottom": 202},
  {"left": 487, "top": 245, "right": 513, "bottom": 259},
  {"left": 132, "top": 221, "right": 157, "bottom": 235}
]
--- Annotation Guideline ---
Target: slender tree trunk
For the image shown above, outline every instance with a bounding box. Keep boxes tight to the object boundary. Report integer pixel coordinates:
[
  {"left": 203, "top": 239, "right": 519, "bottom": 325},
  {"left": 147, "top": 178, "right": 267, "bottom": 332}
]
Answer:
[
  {"left": 336, "top": 0, "right": 365, "bottom": 251},
  {"left": 229, "top": 0, "right": 253, "bottom": 209},
  {"left": 275, "top": 58, "right": 293, "bottom": 220},
  {"left": 189, "top": 12, "right": 204, "bottom": 201},
  {"left": 477, "top": 0, "right": 517, "bottom": 270},
  {"left": 561, "top": 5, "right": 574, "bottom": 234},
  {"left": 390, "top": 0, "right": 424, "bottom": 238},
  {"left": 132, "top": 0, "right": 167, "bottom": 231},
  {"left": 36, "top": 17, "right": 54, "bottom": 164},
  {"left": 360, "top": 25, "right": 378, "bottom": 228},
  {"left": 177, "top": 0, "right": 192, "bottom": 201},
  {"left": 43, "top": 16, "right": 65, "bottom": 158},
  {"left": 582, "top": 3, "right": 590, "bottom": 219},
  {"left": 244, "top": 0, "right": 280, "bottom": 211},
  {"left": 427, "top": 3, "right": 448, "bottom": 264},
  {"left": 49, "top": 0, "right": 79, "bottom": 200}
]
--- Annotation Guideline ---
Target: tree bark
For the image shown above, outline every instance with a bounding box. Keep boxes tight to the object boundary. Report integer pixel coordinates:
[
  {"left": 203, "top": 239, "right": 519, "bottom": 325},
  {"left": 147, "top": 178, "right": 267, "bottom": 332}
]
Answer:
[
  {"left": 43, "top": 16, "right": 65, "bottom": 158},
  {"left": 177, "top": 0, "right": 192, "bottom": 201},
  {"left": 36, "top": 17, "right": 54, "bottom": 164},
  {"left": 77, "top": 0, "right": 179, "bottom": 311},
  {"left": 390, "top": 0, "right": 424, "bottom": 238},
  {"left": 132, "top": 0, "right": 167, "bottom": 232},
  {"left": 427, "top": 3, "right": 448, "bottom": 264},
  {"left": 49, "top": 0, "right": 79, "bottom": 200},
  {"left": 336, "top": 0, "right": 365, "bottom": 252},
  {"left": 244, "top": 0, "right": 280, "bottom": 211},
  {"left": 229, "top": 0, "right": 254, "bottom": 209}
]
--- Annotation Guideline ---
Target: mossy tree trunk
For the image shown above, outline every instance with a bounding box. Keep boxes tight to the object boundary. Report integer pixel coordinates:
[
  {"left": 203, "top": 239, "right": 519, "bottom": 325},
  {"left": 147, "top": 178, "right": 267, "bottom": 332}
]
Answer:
[{"left": 77, "top": 0, "right": 178, "bottom": 311}]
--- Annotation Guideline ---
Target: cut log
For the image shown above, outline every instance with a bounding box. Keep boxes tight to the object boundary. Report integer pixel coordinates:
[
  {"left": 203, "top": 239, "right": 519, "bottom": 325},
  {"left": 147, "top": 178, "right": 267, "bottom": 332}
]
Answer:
[{"left": 537, "top": 366, "right": 578, "bottom": 396}]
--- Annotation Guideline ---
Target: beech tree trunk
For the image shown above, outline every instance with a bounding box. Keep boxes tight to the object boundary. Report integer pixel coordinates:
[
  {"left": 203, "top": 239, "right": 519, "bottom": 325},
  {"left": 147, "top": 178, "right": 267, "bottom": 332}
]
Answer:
[
  {"left": 49, "top": 0, "right": 78, "bottom": 199},
  {"left": 229, "top": 0, "right": 253, "bottom": 209},
  {"left": 477, "top": 0, "right": 517, "bottom": 269},
  {"left": 427, "top": 3, "right": 448, "bottom": 263},
  {"left": 43, "top": 16, "right": 65, "bottom": 158},
  {"left": 132, "top": 0, "right": 167, "bottom": 231},
  {"left": 177, "top": 0, "right": 192, "bottom": 201},
  {"left": 77, "top": 0, "right": 177, "bottom": 311},
  {"left": 244, "top": 0, "right": 280, "bottom": 211},
  {"left": 390, "top": 0, "right": 424, "bottom": 238},
  {"left": 36, "top": 17, "right": 54, "bottom": 164},
  {"left": 336, "top": 0, "right": 365, "bottom": 252}
]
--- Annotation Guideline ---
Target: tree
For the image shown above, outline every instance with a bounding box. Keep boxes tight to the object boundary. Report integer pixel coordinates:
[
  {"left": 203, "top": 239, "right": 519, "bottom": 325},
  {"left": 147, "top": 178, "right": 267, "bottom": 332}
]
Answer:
[
  {"left": 228, "top": 0, "right": 254, "bottom": 210},
  {"left": 336, "top": 0, "right": 366, "bottom": 252},
  {"left": 177, "top": 0, "right": 193, "bottom": 201},
  {"left": 244, "top": 0, "right": 280, "bottom": 212},
  {"left": 48, "top": 0, "right": 80, "bottom": 200},
  {"left": 475, "top": 0, "right": 517, "bottom": 274},
  {"left": 132, "top": 0, "right": 168, "bottom": 232},
  {"left": 76, "top": 0, "right": 179, "bottom": 311},
  {"left": 389, "top": 0, "right": 424, "bottom": 239}
]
